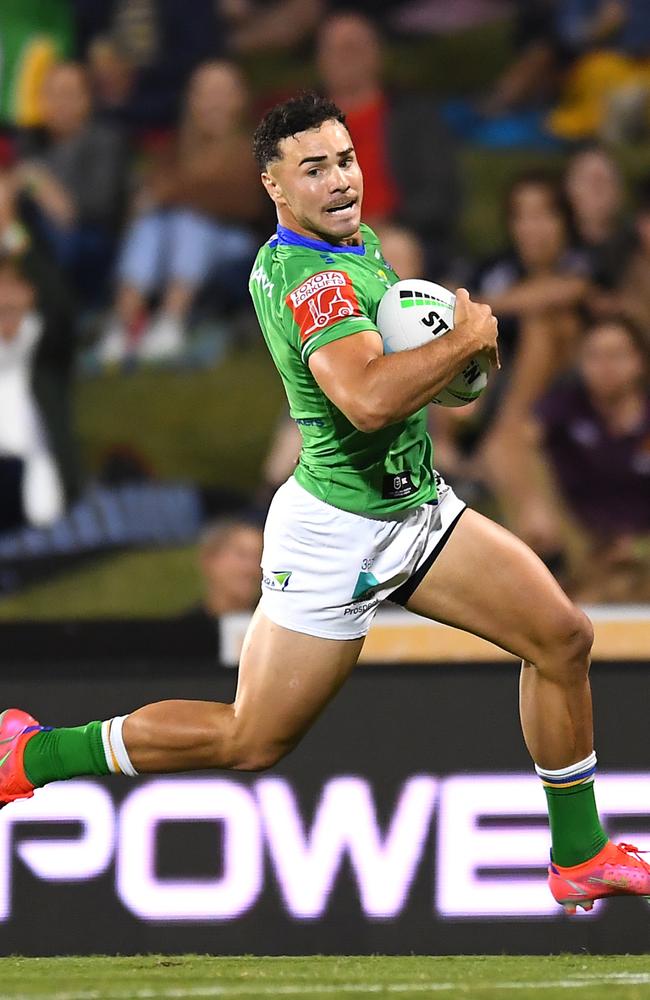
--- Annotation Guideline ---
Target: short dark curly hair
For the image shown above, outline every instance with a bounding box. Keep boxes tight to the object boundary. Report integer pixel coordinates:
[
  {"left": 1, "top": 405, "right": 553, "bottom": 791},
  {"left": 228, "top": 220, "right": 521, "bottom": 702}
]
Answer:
[{"left": 253, "top": 91, "right": 346, "bottom": 170}]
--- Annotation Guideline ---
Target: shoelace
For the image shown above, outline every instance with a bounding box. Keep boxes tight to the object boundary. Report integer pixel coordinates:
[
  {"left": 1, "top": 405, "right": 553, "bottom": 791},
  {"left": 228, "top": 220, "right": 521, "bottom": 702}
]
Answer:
[{"left": 617, "top": 842, "right": 650, "bottom": 867}]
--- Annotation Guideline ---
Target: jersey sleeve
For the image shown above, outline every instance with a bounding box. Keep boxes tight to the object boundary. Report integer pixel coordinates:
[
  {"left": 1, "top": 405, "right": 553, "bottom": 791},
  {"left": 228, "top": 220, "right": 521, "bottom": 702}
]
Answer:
[{"left": 284, "top": 268, "right": 379, "bottom": 364}]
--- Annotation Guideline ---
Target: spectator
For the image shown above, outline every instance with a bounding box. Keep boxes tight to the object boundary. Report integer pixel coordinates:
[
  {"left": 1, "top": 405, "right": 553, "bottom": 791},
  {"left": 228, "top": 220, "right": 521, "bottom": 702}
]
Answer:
[
  {"left": 605, "top": 177, "right": 650, "bottom": 338},
  {"left": 86, "top": 35, "right": 137, "bottom": 128},
  {"left": 466, "top": 173, "right": 591, "bottom": 543},
  {"left": 196, "top": 517, "right": 263, "bottom": 617},
  {"left": 72, "top": 0, "right": 227, "bottom": 130},
  {"left": 316, "top": 11, "right": 461, "bottom": 274},
  {"left": 374, "top": 223, "right": 426, "bottom": 282},
  {"left": 223, "top": 0, "right": 324, "bottom": 54},
  {"left": 15, "top": 61, "right": 126, "bottom": 306},
  {"left": 0, "top": 252, "right": 77, "bottom": 531},
  {"left": 480, "top": 0, "right": 561, "bottom": 119},
  {"left": 452, "top": 0, "right": 650, "bottom": 147},
  {"left": 547, "top": 0, "right": 650, "bottom": 142},
  {"left": 476, "top": 171, "right": 589, "bottom": 409},
  {"left": 563, "top": 144, "right": 632, "bottom": 291},
  {"left": 530, "top": 316, "right": 650, "bottom": 601},
  {"left": 99, "top": 60, "right": 263, "bottom": 365},
  {"left": 443, "top": 0, "right": 566, "bottom": 149}
]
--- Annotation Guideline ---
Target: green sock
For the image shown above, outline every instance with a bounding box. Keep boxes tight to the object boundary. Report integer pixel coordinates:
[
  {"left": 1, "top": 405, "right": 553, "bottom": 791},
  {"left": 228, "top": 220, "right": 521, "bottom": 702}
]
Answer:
[
  {"left": 544, "top": 781, "right": 609, "bottom": 867},
  {"left": 23, "top": 722, "right": 110, "bottom": 786}
]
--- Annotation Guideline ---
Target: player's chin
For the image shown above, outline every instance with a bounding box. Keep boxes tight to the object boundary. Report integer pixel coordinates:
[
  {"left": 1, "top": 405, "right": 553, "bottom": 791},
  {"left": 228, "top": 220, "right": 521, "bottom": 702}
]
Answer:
[{"left": 321, "top": 205, "right": 361, "bottom": 239}]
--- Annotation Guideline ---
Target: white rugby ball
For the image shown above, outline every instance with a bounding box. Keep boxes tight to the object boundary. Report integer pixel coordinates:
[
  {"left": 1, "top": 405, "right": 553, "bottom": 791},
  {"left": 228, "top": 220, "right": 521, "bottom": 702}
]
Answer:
[{"left": 377, "top": 279, "right": 489, "bottom": 407}]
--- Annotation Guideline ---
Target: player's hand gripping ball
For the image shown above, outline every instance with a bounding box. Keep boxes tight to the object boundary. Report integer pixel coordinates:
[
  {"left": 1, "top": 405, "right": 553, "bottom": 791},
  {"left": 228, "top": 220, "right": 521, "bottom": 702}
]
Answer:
[{"left": 377, "top": 279, "right": 490, "bottom": 407}]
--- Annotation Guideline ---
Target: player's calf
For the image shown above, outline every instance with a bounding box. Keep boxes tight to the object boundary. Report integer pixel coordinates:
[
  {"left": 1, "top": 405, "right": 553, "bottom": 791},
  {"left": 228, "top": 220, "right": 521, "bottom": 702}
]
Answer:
[
  {"left": 0, "top": 701, "right": 300, "bottom": 808},
  {"left": 519, "top": 602, "right": 609, "bottom": 884}
]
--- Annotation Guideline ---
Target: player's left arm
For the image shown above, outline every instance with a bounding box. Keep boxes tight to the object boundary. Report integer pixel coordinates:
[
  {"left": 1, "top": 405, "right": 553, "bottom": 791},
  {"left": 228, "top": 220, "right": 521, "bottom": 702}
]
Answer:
[{"left": 308, "top": 290, "right": 497, "bottom": 432}]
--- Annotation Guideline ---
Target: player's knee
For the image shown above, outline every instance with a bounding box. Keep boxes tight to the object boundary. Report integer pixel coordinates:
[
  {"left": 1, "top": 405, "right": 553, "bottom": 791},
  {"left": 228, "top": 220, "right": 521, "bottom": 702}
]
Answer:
[
  {"left": 540, "top": 605, "right": 593, "bottom": 675},
  {"left": 563, "top": 607, "right": 594, "bottom": 665}
]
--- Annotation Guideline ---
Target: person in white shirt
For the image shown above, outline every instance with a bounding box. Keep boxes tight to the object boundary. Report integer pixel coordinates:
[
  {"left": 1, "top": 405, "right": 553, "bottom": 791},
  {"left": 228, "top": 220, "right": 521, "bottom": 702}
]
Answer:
[{"left": 0, "top": 257, "right": 65, "bottom": 528}]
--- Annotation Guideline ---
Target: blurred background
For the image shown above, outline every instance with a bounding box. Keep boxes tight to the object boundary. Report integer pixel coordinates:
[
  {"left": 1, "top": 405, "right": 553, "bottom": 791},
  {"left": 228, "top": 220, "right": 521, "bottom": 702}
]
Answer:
[
  {"left": 1, "top": 0, "right": 650, "bottom": 956},
  {"left": 1, "top": 0, "right": 650, "bottom": 621}
]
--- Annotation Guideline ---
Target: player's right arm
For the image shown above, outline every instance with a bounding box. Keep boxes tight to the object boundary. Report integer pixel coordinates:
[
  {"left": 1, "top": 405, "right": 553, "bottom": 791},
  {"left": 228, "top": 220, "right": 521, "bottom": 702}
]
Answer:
[{"left": 308, "top": 288, "right": 499, "bottom": 433}]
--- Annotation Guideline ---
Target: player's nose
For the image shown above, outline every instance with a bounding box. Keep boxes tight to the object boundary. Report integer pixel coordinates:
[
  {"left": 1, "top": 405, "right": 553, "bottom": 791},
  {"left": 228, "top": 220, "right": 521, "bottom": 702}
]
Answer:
[{"left": 330, "top": 167, "right": 351, "bottom": 192}]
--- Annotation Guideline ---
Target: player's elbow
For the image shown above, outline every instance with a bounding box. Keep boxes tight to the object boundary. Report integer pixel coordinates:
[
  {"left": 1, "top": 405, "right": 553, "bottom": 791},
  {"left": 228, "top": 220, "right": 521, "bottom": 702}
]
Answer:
[
  {"left": 342, "top": 388, "right": 393, "bottom": 433},
  {"left": 350, "top": 413, "right": 384, "bottom": 433},
  {"left": 347, "top": 401, "right": 390, "bottom": 433}
]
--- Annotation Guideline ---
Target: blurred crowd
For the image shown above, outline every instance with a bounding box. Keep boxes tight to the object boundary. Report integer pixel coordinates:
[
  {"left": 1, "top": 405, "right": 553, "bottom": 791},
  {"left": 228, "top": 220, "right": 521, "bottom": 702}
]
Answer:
[{"left": 1, "top": 0, "right": 650, "bottom": 611}]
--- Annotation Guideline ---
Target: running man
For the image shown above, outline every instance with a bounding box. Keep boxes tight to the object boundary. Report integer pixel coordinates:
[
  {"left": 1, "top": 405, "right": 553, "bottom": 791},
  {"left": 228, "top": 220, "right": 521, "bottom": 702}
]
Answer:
[{"left": 1, "top": 93, "right": 648, "bottom": 912}]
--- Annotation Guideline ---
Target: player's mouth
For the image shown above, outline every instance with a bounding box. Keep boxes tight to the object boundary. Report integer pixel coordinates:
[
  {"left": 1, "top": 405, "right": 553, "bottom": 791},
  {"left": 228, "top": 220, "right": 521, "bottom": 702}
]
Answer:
[{"left": 325, "top": 198, "right": 358, "bottom": 215}]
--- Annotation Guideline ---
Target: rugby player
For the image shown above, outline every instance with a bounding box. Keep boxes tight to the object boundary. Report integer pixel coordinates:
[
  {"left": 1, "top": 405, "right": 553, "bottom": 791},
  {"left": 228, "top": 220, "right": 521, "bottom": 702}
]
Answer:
[{"left": 1, "top": 93, "right": 648, "bottom": 912}]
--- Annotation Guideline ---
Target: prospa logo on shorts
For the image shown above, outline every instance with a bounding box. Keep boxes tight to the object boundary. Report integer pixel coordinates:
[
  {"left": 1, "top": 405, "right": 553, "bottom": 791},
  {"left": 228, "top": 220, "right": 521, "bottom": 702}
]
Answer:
[
  {"left": 352, "top": 571, "right": 379, "bottom": 600},
  {"left": 346, "top": 571, "right": 380, "bottom": 614}
]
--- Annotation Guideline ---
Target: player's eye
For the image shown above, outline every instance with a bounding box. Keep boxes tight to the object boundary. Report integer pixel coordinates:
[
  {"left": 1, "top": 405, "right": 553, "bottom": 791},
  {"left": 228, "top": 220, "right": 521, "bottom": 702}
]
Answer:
[{"left": 307, "top": 167, "right": 320, "bottom": 177}]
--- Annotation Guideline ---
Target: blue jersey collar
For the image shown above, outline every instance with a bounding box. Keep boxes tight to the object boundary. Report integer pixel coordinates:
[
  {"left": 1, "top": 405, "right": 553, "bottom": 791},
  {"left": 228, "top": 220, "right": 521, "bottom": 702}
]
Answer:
[{"left": 274, "top": 224, "right": 366, "bottom": 255}]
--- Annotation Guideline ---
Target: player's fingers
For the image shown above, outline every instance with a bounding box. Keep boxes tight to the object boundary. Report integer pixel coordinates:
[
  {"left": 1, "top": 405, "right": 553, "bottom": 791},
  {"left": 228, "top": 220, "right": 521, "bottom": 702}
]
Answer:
[
  {"left": 487, "top": 343, "right": 500, "bottom": 370},
  {"left": 454, "top": 287, "right": 470, "bottom": 320}
]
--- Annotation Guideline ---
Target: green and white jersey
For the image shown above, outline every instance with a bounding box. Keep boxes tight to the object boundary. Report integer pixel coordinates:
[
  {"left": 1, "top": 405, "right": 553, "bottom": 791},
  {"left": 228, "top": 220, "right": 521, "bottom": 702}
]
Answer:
[{"left": 249, "top": 222, "right": 437, "bottom": 516}]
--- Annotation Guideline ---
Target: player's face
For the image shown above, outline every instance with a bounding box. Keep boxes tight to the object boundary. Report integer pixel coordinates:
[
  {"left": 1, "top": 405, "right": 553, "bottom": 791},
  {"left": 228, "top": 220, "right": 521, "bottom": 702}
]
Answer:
[{"left": 262, "top": 120, "right": 363, "bottom": 243}]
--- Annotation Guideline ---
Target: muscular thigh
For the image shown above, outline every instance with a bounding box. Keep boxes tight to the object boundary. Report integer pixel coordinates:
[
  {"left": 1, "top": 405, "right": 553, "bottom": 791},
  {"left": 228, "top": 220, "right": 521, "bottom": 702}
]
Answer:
[
  {"left": 405, "top": 509, "right": 577, "bottom": 662},
  {"left": 232, "top": 607, "right": 364, "bottom": 755}
]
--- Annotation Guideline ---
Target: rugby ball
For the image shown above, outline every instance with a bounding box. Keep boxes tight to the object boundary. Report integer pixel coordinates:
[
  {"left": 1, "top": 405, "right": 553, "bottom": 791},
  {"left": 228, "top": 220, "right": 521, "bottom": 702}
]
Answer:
[{"left": 377, "top": 279, "right": 489, "bottom": 407}]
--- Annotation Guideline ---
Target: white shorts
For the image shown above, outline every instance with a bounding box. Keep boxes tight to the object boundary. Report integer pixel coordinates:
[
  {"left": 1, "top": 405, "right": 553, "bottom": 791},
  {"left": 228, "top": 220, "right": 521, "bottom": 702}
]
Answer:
[{"left": 260, "top": 475, "right": 466, "bottom": 640}]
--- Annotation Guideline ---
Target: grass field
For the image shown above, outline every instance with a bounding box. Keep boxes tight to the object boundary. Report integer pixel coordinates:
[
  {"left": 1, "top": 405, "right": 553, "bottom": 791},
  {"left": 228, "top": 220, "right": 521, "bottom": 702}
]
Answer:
[{"left": 2, "top": 956, "right": 650, "bottom": 1000}]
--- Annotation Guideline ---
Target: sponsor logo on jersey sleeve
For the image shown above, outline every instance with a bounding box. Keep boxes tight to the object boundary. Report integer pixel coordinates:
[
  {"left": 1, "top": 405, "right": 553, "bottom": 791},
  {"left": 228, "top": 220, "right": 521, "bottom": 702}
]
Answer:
[{"left": 286, "top": 270, "right": 363, "bottom": 344}]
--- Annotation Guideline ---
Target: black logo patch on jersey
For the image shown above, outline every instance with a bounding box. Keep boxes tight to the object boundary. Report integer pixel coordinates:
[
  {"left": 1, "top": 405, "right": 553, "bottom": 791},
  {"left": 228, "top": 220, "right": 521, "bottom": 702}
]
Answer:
[{"left": 382, "top": 472, "right": 415, "bottom": 500}]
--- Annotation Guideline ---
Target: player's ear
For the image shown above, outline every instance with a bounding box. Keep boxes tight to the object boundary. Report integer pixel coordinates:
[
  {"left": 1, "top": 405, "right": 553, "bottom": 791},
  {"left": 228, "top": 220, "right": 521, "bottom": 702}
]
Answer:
[{"left": 261, "top": 171, "right": 286, "bottom": 207}]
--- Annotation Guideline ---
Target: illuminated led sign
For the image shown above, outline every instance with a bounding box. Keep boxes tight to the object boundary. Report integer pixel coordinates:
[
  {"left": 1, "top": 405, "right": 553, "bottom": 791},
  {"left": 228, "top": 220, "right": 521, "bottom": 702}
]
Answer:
[{"left": 1, "top": 773, "right": 647, "bottom": 922}]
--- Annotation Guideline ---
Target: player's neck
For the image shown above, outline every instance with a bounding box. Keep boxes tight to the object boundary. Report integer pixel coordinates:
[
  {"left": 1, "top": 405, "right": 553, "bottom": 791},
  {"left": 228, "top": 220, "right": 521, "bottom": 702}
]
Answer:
[{"left": 276, "top": 213, "right": 362, "bottom": 248}]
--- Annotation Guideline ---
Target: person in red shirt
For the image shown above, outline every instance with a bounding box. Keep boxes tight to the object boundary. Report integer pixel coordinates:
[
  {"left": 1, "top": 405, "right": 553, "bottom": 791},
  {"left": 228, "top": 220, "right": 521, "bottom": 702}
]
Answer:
[{"left": 316, "top": 11, "right": 460, "bottom": 275}]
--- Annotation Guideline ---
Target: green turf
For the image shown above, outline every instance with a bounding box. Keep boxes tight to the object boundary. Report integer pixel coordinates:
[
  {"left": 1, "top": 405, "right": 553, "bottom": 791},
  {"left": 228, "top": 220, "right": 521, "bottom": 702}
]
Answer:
[{"left": 1, "top": 955, "right": 650, "bottom": 1000}]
